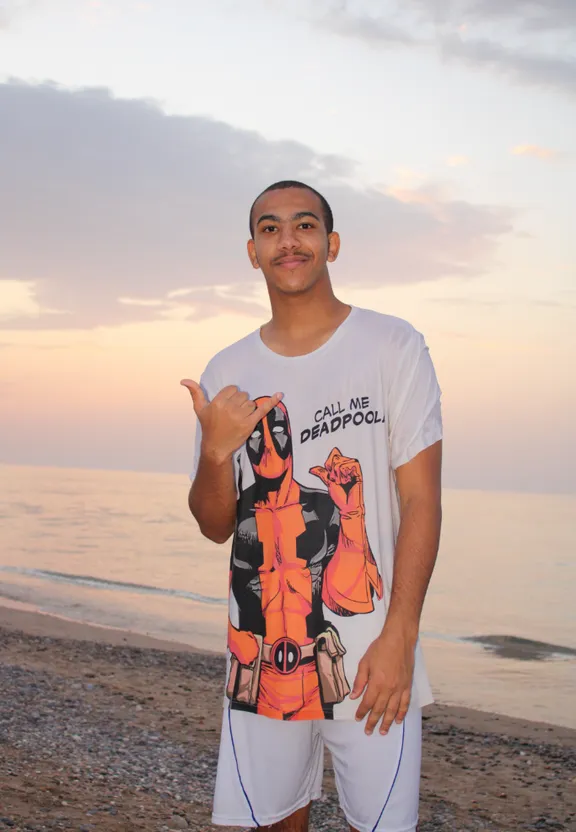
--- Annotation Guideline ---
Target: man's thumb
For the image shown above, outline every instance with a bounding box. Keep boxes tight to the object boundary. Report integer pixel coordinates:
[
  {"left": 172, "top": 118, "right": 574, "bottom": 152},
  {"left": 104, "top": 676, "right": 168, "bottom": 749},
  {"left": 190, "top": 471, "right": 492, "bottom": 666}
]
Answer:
[
  {"left": 349, "top": 663, "right": 369, "bottom": 700},
  {"left": 180, "top": 379, "right": 207, "bottom": 414}
]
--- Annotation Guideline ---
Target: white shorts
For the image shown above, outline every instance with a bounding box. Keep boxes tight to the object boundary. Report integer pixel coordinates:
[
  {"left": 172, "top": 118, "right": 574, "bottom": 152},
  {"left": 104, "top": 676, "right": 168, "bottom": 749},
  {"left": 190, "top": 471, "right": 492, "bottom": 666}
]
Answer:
[{"left": 212, "top": 706, "right": 422, "bottom": 831}]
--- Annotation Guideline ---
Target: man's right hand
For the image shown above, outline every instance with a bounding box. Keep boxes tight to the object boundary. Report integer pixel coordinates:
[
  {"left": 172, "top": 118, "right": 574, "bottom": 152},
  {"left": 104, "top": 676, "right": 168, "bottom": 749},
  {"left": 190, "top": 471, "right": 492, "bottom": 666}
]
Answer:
[{"left": 180, "top": 380, "right": 283, "bottom": 464}]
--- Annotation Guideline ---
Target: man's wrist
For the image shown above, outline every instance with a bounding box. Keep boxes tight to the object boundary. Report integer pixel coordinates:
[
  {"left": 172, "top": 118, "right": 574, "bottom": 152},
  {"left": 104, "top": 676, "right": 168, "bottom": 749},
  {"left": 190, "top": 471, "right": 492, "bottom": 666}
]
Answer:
[
  {"left": 200, "top": 443, "right": 233, "bottom": 467},
  {"left": 379, "top": 612, "right": 419, "bottom": 645}
]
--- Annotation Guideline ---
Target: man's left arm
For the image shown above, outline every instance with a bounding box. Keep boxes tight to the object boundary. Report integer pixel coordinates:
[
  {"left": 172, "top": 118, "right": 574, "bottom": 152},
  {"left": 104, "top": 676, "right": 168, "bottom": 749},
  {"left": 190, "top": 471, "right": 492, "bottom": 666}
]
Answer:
[{"left": 350, "top": 440, "right": 442, "bottom": 735}]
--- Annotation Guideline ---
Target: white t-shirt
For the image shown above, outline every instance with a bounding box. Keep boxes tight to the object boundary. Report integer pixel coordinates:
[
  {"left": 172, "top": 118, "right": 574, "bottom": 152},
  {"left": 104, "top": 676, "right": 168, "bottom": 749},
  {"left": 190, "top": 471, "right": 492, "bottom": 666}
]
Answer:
[{"left": 191, "top": 306, "right": 442, "bottom": 721}]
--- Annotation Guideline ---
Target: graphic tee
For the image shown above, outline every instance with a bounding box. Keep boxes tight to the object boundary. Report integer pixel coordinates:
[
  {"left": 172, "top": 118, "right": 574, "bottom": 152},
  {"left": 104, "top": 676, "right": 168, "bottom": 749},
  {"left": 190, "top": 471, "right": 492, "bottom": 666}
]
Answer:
[{"left": 191, "top": 307, "right": 442, "bottom": 721}]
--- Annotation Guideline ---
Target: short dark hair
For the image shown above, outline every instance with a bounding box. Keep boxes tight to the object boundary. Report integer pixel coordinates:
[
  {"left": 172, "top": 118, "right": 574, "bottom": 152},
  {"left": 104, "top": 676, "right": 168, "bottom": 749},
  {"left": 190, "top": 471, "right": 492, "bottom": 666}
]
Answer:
[{"left": 249, "top": 180, "right": 334, "bottom": 238}]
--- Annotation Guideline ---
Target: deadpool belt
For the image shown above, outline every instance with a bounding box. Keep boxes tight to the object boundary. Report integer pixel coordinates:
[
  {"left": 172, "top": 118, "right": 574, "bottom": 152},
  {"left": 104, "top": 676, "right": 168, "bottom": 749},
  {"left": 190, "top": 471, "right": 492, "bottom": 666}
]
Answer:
[{"left": 262, "top": 637, "right": 316, "bottom": 675}]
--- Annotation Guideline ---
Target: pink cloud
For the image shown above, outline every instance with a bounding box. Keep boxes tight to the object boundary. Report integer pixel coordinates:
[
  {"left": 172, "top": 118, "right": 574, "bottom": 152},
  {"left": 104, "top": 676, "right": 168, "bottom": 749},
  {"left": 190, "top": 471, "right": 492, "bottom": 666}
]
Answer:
[{"left": 511, "top": 144, "right": 557, "bottom": 159}]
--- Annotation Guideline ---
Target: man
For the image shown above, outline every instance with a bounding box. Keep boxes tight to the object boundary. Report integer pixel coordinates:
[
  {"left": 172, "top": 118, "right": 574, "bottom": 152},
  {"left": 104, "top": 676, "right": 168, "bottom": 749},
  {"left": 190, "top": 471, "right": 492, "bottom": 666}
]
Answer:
[{"left": 182, "top": 180, "right": 442, "bottom": 832}]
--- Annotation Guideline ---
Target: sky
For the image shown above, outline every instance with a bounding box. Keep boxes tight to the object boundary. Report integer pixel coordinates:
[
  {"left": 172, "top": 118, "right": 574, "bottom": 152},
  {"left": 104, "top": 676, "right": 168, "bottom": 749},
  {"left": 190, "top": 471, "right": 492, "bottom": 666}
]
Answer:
[{"left": 0, "top": 0, "right": 575, "bottom": 493}]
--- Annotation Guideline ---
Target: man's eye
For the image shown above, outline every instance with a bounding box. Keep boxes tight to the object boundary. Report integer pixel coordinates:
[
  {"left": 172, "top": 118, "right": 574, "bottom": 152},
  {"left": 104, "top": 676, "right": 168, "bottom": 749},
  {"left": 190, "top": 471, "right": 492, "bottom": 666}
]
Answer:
[
  {"left": 262, "top": 225, "right": 277, "bottom": 233},
  {"left": 299, "top": 223, "right": 313, "bottom": 229}
]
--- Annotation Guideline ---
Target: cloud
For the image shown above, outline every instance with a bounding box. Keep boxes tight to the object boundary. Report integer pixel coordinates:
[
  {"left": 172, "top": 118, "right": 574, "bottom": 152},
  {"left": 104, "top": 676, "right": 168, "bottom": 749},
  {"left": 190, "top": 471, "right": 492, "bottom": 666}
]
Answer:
[
  {"left": 427, "top": 296, "right": 502, "bottom": 308},
  {"left": 427, "top": 295, "right": 576, "bottom": 309},
  {"left": 410, "top": 0, "right": 576, "bottom": 33},
  {"left": 0, "top": 0, "right": 36, "bottom": 29},
  {"left": 0, "top": 1, "right": 15, "bottom": 28},
  {"left": 384, "top": 182, "right": 446, "bottom": 206},
  {"left": 118, "top": 286, "right": 268, "bottom": 321},
  {"left": 0, "top": 79, "right": 513, "bottom": 330},
  {"left": 511, "top": 144, "right": 561, "bottom": 160},
  {"left": 446, "top": 155, "right": 470, "bottom": 167},
  {"left": 323, "top": 6, "right": 414, "bottom": 46},
  {"left": 315, "top": 1, "right": 576, "bottom": 99},
  {"left": 439, "top": 35, "right": 576, "bottom": 99}
]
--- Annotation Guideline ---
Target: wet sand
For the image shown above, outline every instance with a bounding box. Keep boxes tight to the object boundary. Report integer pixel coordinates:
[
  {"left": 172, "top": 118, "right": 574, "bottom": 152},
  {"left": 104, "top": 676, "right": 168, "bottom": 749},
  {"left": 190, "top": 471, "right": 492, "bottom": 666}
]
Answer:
[
  {"left": 464, "top": 634, "right": 576, "bottom": 662},
  {"left": 0, "top": 606, "right": 574, "bottom": 832}
]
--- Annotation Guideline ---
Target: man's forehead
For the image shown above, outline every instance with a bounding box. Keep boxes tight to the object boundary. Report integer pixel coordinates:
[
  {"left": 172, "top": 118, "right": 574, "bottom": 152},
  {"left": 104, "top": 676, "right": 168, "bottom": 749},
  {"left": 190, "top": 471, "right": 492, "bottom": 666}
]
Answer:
[{"left": 253, "top": 187, "right": 322, "bottom": 219}]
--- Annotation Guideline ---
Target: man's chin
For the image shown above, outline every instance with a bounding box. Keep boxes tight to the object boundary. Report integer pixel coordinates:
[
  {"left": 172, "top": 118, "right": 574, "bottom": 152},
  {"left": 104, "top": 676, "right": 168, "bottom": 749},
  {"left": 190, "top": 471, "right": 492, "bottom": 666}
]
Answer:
[{"left": 269, "top": 273, "right": 318, "bottom": 296}]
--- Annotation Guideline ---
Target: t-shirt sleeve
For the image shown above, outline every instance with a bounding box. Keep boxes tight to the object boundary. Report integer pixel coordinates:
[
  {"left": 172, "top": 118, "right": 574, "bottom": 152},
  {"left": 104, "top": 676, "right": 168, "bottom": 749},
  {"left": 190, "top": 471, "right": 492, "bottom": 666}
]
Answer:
[
  {"left": 189, "top": 362, "right": 221, "bottom": 482},
  {"left": 388, "top": 329, "right": 443, "bottom": 470},
  {"left": 190, "top": 417, "right": 203, "bottom": 483}
]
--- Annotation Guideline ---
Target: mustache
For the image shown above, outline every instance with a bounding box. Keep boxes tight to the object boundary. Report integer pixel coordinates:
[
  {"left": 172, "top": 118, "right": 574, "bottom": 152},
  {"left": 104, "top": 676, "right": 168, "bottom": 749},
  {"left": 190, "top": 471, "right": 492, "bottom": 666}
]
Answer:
[{"left": 272, "top": 251, "right": 311, "bottom": 265}]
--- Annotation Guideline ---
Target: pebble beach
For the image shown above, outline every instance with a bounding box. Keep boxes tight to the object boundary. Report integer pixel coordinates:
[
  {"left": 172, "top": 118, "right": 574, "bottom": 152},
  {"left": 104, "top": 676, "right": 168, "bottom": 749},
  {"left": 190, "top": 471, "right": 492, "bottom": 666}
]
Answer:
[{"left": 0, "top": 606, "right": 574, "bottom": 832}]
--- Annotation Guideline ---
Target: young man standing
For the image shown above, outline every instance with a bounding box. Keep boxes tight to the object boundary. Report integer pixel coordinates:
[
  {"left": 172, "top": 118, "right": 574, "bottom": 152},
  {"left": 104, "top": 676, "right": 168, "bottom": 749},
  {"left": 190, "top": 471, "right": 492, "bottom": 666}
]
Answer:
[{"left": 182, "top": 181, "right": 442, "bottom": 832}]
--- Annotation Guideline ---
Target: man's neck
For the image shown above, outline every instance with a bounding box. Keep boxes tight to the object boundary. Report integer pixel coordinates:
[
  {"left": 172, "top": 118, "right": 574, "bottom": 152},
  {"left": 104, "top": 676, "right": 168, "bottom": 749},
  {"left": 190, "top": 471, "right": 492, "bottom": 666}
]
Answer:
[{"left": 262, "top": 283, "right": 351, "bottom": 358}]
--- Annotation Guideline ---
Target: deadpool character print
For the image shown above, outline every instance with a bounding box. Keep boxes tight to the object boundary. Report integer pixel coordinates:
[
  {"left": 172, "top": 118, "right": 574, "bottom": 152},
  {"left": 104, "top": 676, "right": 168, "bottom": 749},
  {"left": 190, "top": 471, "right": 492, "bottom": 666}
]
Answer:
[{"left": 226, "top": 398, "right": 383, "bottom": 721}]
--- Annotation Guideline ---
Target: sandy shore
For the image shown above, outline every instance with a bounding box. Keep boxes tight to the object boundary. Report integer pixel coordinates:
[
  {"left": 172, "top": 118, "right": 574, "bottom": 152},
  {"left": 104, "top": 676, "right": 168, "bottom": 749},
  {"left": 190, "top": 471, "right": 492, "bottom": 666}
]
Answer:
[{"left": 0, "top": 606, "right": 574, "bottom": 832}]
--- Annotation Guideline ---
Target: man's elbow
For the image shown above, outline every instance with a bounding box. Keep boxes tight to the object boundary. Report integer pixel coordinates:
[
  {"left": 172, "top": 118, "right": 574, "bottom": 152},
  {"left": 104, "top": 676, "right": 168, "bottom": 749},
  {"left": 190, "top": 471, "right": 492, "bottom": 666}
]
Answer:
[
  {"left": 188, "top": 494, "right": 233, "bottom": 544},
  {"left": 200, "top": 524, "right": 234, "bottom": 545},
  {"left": 192, "top": 510, "right": 234, "bottom": 544}
]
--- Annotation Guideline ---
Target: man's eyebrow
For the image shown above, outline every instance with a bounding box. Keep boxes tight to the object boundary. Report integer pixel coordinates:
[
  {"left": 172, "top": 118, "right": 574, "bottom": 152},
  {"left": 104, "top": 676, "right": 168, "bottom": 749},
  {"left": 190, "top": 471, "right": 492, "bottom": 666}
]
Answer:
[
  {"left": 256, "top": 213, "right": 281, "bottom": 226},
  {"left": 292, "top": 211, "right": 320, "bottom": 222},
  {"left": 256, "top": 210, "right": 321, "bottom": 226}
]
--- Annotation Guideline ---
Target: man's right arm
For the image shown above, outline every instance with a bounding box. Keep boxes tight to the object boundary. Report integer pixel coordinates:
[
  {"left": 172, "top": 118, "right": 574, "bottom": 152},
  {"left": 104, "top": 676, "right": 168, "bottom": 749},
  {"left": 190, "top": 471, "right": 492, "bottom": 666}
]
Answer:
[{"left": 188, "top": 452, "right": 236, "bottom": 544}]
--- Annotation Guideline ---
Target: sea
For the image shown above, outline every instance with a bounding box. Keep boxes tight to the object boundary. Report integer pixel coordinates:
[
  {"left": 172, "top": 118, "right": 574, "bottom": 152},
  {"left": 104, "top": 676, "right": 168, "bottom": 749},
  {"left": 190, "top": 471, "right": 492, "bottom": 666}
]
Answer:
[{"left": 1, "top": 464, "right": 575, "bottom": 729}]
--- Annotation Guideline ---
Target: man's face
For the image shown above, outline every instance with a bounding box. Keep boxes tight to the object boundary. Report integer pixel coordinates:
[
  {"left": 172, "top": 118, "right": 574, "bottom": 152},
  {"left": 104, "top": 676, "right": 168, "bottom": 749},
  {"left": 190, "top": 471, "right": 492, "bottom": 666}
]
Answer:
[
  {"left": 247, "top": 188, "right": 340, "bottom": 296},
  {"left": 247, "top": 403, "right": 292, "bottom": 479}
]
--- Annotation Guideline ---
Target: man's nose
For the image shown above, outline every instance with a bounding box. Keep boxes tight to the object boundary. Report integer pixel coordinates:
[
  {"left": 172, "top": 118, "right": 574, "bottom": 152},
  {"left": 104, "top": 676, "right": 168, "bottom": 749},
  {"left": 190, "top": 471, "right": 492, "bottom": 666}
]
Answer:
[{"left": 277, "top": 225, "right": 299, "bottom": 251}]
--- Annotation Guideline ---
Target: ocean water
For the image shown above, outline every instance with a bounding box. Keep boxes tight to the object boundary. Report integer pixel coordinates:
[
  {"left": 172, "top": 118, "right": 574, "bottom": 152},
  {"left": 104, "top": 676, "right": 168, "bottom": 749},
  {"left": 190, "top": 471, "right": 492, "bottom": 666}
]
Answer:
[{"left": 1, "top": 464, "right": 575, "bottom": 728}]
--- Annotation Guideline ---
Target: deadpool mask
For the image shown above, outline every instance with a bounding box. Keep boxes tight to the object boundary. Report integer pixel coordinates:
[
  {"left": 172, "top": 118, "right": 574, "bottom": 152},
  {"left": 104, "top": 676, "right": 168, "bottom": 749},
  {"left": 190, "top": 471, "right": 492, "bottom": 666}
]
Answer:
[{"left": 247, "top": 402, "right": 292, "bottom": 479}]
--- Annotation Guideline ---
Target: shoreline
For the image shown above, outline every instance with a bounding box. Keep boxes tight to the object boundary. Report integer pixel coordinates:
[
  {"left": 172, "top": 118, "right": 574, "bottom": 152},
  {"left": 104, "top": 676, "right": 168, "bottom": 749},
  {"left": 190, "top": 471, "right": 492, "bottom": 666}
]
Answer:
[
  {"left": 0, "top": 600, "right": 211, "bottom": 655},
  {"left": 1, "top": 602, "right": 575, "bottom": 831},
  {"left": 1, "top": 601, "right": 575, "bottom": 730},
  {"left": 0, "top": 602, "right": 574, "bottom": 733}
]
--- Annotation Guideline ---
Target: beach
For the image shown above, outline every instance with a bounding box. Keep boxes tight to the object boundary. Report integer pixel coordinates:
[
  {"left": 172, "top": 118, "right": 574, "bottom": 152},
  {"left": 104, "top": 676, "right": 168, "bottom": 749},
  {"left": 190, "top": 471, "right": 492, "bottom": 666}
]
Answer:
[
  {"left": 0, "top": 606, "right": 574, "bottom": 832},
  {"left": 3, "top": 465, "right": 576, "bottom": 734}
]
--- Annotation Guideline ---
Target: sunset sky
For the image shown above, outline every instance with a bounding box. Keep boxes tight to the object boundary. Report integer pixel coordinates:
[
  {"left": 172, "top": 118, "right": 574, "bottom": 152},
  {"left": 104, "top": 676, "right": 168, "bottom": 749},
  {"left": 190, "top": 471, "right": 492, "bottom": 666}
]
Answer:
[{"left": 1, "top": 0, "right": 575, "bottom": 493}]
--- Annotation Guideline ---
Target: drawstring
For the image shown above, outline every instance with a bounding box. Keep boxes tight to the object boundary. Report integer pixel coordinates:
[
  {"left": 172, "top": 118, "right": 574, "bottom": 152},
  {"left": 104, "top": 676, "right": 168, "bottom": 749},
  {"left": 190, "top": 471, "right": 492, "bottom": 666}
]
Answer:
[
  {"left": 371, "top": 719, "right": 406, "bottom": 832},
  {"left": 227, "top": 705, "right": 260, "bottom": 827}
]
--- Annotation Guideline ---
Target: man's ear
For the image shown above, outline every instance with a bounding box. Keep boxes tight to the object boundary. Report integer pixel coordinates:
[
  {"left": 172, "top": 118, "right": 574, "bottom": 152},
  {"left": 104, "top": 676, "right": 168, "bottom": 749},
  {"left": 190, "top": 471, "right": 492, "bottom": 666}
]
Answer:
[
  {"left": 327, "top": 231, "right": 341, "bottom": 263},
  {"left": 247, "top": 239, "right": 260, "bottom": 270}
]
